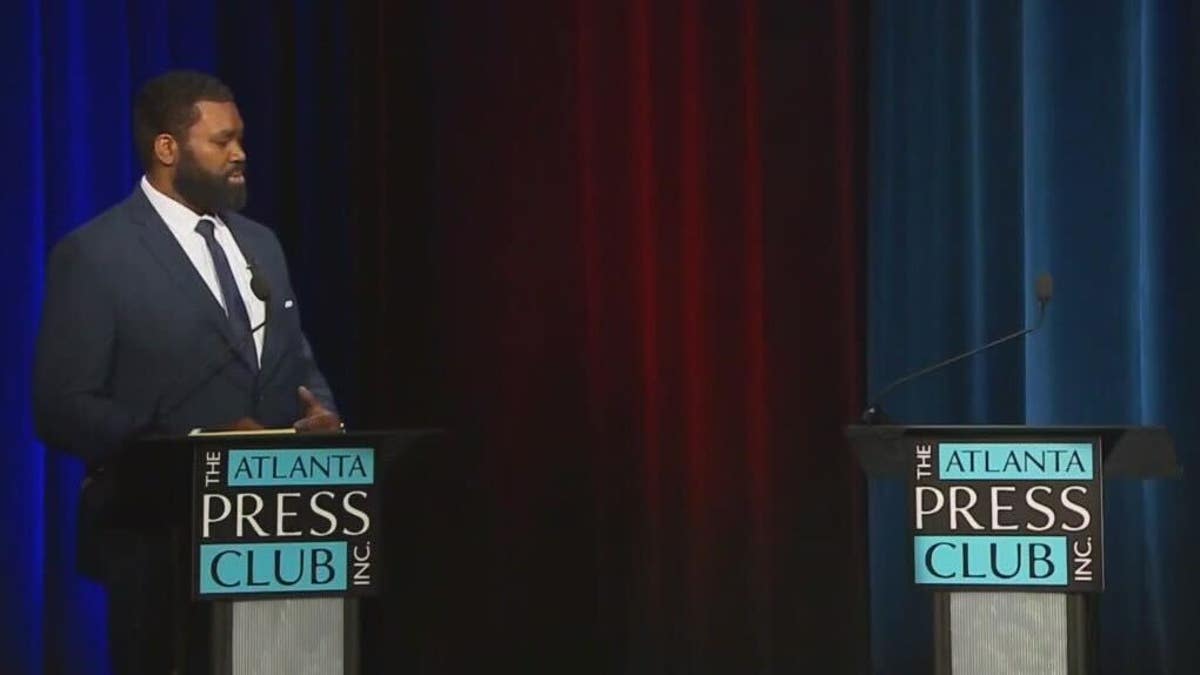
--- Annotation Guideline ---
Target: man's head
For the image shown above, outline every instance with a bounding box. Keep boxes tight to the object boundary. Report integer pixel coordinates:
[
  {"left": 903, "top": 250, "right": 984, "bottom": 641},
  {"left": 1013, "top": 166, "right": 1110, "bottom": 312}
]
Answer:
[{"left": 133, "top": 71, "right": 247, "bottom": 213}]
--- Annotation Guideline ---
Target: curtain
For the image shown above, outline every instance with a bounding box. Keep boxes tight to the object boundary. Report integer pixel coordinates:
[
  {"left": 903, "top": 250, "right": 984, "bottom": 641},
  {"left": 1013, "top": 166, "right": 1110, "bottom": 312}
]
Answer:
[
  {"left": 869, "top": 1, "right": 1200, "bottom": 672},
  {"left": 354, "top": 0, "right": 871, "bottom": 671},
  {"left": 2, "top": 0, "right": 872, "bottom": 672}
]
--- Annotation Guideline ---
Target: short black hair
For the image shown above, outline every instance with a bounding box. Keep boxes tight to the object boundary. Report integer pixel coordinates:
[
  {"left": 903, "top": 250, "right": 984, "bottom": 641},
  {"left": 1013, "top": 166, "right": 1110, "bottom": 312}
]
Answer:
[{"left": 132, "top": 70, "right": 234, "bottom": 170}]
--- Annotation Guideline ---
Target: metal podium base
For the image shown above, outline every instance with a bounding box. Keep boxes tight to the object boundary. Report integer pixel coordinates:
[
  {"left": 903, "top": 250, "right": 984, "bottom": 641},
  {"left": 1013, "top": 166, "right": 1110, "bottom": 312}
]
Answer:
[
  {"left": 934, "top": 593, "right": 1093, "bottom": 675},
  {"left": 211, "top": 598, "right": 360, "bottom": 675}
]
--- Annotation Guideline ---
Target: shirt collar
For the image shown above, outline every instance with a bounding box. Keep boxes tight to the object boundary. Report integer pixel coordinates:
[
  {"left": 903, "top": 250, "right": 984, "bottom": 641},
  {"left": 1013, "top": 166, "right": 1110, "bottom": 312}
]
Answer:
[{"left": 140, "top": 175, "right": 226, "bottom": 238}]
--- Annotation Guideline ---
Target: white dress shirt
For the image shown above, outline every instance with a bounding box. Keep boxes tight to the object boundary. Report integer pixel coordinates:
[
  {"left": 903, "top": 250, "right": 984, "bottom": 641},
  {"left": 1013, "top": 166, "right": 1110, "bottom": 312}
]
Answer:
[{"left": 141, "top": 176, "right": 265, "bottom": 364}]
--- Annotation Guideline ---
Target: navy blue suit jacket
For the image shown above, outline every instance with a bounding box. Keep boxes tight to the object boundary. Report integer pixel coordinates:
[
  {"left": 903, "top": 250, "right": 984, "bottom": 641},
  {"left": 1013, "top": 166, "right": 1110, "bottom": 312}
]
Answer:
[
  {"left": 34, "top": 187, "right": 337, "bottom": 578},
  {"left": 34, "top": 187, "right": 336, "bottom": 464}
]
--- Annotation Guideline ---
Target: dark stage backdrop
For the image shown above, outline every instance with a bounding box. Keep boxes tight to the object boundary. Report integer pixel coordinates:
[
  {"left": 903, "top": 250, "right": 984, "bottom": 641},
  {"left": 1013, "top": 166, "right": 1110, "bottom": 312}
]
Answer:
[
  {"left": 356, "top": 0, "right": 871, "bottom": 672},
  {"left": 1, "top": 1, "right": 869, "bottom": 674}
]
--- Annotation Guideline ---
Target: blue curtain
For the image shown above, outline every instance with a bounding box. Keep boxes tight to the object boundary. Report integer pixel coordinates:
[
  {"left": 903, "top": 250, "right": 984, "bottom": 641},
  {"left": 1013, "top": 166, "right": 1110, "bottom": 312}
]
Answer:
[
  {"left": 0, "top": 3, "right": 350, "bottom": 672},
  {"left": 869, "top": 1, "right": 1200, "bottom": 673}
]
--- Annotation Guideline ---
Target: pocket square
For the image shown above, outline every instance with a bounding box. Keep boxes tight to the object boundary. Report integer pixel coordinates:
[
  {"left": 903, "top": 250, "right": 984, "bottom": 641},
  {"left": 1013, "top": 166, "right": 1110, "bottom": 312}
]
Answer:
[{"left": 284, "top": 299, "right": 295, "bottom": 309}]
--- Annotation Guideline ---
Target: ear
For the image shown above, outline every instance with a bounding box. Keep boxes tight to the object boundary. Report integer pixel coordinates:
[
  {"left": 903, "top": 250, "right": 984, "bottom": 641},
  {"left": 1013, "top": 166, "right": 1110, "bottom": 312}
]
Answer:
[{"left": 153, "top": 133, "right": 179, "bottom": 167}]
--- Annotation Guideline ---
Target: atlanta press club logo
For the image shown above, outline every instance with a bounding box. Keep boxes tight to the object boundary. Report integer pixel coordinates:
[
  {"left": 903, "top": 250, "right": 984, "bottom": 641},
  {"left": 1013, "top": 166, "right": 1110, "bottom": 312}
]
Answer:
[
  {"left": 910, "top": 440, "right": 1103, "bottom": 591},
  {"left": 193, "top": 446, "right": 380, "bottom": 598}
]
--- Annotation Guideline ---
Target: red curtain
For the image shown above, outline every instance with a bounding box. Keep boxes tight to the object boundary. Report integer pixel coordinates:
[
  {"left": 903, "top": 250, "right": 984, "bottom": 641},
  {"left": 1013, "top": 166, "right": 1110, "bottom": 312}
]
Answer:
[{"left": 350, "top": 0, "right": 869, "bottom": 671}]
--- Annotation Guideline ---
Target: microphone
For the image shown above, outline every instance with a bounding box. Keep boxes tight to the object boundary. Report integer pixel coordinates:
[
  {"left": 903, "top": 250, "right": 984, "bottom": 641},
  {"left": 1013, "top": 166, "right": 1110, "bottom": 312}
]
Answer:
[
  {"left": 152, "top": 263, "right": 272, "bottom": 426},
  {"left": 860, "top": 273, "right": 1053, "bottom": 424},
  {"left": 249, "top": 259, "right": 272, "bottom": 306}
]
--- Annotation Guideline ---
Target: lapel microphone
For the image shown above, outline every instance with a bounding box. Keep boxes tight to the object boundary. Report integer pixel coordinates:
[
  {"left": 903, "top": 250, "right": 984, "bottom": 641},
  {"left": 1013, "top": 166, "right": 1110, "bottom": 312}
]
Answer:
[
  {"left": 247, "top": 257, "right": 272, "bottom": 305},
  {"left": 152, "top": 259, "right": 274, "bottom": 427}
]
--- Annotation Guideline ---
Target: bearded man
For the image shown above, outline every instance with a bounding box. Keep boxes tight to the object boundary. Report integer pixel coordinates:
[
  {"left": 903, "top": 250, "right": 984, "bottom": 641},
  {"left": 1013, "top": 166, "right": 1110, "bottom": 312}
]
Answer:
[{"left": 33, "top": 70, "right": 341, "bottom": 673}]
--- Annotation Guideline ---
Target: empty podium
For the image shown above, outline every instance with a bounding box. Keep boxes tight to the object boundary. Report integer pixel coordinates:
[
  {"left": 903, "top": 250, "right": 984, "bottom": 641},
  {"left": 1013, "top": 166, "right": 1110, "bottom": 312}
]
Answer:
[{"left": 847, "top": 424, "right": 1179, "bottom": 675}]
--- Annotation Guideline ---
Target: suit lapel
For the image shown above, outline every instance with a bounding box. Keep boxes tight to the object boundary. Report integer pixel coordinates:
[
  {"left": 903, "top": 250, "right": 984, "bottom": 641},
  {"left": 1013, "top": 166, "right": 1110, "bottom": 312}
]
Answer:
[
  {"left": 257, "top": 290, "right": 287, "bottom": 385},
  {"left": 128, "top": 188, "right": 244, "bottom": 360}
]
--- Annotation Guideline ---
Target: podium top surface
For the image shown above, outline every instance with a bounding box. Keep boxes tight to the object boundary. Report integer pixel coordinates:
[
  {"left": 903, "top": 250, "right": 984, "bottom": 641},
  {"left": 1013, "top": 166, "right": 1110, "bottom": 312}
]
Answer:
[
  {"left": 846, "top": 424, "right": 1180, "bottom": 479},
  {"left": 137, "top": 427, "right": 442, "bottom": 446}
]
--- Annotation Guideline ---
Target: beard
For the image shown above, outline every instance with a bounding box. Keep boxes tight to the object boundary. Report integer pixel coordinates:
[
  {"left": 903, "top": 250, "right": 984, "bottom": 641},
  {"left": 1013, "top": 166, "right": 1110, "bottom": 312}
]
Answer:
[{"left": 173, "top": 148, "right": 247, "bottom": 214}]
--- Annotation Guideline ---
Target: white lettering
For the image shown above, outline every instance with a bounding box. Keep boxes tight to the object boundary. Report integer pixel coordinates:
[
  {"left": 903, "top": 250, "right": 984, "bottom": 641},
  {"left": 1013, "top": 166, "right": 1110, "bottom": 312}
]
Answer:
[
  {"left": 1060, "top": 486, "right": 1091, "bottom": 531},
  {"left": 310, "top": 491, "right": 339, "bottom": 537},
  {"left": 914, "top": 486, "right": 944, "bottom": 530},
  {"left": 342, "top": 491, "right": 371, "bottom": 536},
  {"left": 989, "top": 486, "right": 1019, "bottom": 531},
  {"left": 949, "top": 486, "right": 984, "bottom": 530},
  {"left": 275, "top": 492, "right": 302, "bottom": 537},
  {"left": 202, "top": 494, "right": 232, "bottom": 538},
  {"left": 236, "top": 493, "right": 269, "bottom": 537},
  {"left": 1025, "top": 486, "right": 1056, "bottom": 532}
]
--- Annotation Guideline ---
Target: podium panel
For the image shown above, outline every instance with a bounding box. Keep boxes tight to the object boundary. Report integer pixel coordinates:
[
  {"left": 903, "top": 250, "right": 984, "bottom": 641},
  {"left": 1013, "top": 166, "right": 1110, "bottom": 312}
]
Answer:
[
  {"left": 946, "top": 593, "right": 1065, "bottom": 675},
  {"left": 848, "top": 424, "right": 1178, "bottom": 675},
  {"left": 229, "top": 598, "right": 346, "bottom": 675},
  {"left": 106, "top": 429, "right": 441, "bottom": 673}
]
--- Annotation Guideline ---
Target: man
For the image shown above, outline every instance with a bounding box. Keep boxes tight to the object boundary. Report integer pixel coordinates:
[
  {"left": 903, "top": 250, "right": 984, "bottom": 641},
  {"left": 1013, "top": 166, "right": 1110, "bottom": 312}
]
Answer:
[{"left": 33, "top": 70, "right": 341, "bottom": 673}]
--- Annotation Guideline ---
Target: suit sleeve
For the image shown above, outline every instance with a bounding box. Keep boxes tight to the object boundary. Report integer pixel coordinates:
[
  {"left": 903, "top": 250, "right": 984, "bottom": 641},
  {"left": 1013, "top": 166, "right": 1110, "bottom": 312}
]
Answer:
[
  {"left": 299, "top": 333, "right": 337, "bottom": 414},
  {"left": 33, "top": 235, "right": 154, "bottom": 463},
  {"left": 267, "top": 231, "right": 338, "bottom": 415}
]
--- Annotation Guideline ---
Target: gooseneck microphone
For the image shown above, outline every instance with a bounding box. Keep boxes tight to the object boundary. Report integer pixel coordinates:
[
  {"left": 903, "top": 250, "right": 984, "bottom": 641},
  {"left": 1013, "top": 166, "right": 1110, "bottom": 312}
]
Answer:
[
  {"left": 860, "top": 273, "right": 1053, "bottom": 424},
  {"left": 151, "top": 261, "right": 272, "bottom": 426}
]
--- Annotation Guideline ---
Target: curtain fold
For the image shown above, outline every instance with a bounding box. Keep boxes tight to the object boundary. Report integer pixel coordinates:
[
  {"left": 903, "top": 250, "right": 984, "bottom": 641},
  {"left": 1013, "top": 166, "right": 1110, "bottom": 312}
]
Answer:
[
  {"left": 870, "top": 1, "right": 1200, "bottom": 672},
  {"left": 358, "top": 0, "right": 871, "bottom": 671}
]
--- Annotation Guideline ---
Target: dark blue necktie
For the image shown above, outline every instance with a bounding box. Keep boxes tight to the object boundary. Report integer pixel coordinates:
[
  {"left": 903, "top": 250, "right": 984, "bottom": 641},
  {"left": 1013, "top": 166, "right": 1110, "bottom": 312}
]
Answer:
[{"left": 196, "top": 218, "right": 258, "bottom": 372}]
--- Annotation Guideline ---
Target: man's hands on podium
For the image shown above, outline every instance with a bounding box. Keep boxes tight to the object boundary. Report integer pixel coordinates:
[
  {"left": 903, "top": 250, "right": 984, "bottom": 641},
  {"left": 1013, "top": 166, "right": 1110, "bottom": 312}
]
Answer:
[
  {"left": 217, "top": 387, "right": 341, "bottom": 433},
  {"left": 294, "top": 385, "right": 341, "bottom": 432}
]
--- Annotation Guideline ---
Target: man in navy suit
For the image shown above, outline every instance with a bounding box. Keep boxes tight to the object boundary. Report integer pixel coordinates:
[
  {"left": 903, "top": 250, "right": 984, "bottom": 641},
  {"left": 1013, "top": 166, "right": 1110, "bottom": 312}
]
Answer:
[{"left": 33, "top": 70, "right": 341, "bottom": 673}]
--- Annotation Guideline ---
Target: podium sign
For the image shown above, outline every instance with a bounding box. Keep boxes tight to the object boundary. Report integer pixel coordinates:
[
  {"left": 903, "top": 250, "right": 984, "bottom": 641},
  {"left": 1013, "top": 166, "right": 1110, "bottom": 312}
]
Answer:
[
  {"left": 910, "top": 437, "right": 1103, "bottom": 592},
  {"left": 852, "top": 424, "right": 1175, "bottom": 674},
  {"left": 193, "top": 443, "right": 381, "bottom": 599}
]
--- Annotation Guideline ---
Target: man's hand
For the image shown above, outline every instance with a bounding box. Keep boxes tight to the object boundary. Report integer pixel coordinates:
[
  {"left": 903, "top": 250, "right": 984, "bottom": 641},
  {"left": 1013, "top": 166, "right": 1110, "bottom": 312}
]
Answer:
[
  {"left": 294, "top": 386, "right": 341, "bottom": 432},
  {"left": 226, "top": 417, "right": 265, "bottom": 431}
]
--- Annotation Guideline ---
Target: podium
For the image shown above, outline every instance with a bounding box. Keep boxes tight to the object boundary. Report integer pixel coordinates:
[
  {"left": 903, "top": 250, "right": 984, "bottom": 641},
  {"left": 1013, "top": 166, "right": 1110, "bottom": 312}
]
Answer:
[
  {"left": 847, "top": 425, "right": 1179, "bottom": 675},
  {"left": 102, "top": 428, "right": 442, "bottom": 674}
]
